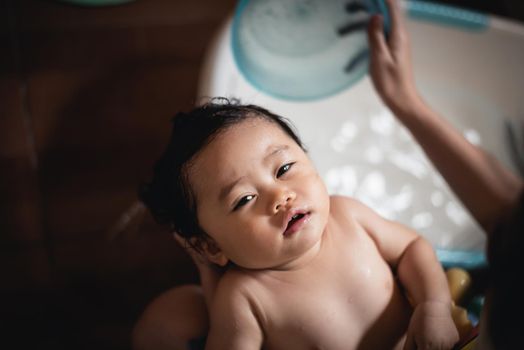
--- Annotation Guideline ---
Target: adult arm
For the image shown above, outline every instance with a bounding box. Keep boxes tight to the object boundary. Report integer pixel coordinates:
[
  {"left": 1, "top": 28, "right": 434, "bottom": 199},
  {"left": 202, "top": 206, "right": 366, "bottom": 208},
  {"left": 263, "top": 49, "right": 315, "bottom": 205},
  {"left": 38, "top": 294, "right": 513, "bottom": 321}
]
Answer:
[{"left": 367, "top": 0, "right": 523, "bottom": 233}]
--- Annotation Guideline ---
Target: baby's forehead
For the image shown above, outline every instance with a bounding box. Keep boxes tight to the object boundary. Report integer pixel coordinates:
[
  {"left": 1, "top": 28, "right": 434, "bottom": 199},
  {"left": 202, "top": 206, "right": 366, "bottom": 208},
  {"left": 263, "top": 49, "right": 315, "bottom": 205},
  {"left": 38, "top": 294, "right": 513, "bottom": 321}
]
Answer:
[
  {"left": 208, "top": 118, "right": 293, "bottom": 157},
  {"left": 188, "top": 118, "right": 300, "bottom": 188}
]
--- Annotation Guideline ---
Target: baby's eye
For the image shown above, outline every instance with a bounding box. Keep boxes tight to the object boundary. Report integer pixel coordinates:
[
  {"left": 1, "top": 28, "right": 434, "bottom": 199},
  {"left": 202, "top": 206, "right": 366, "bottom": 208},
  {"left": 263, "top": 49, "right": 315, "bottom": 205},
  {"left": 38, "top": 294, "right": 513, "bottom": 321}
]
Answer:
[
  {"left": 233, "top": 194, "right": 255, "bottom": 211},
  {"left": 276, "top": 162, "right": 295, "bottom": 178}
]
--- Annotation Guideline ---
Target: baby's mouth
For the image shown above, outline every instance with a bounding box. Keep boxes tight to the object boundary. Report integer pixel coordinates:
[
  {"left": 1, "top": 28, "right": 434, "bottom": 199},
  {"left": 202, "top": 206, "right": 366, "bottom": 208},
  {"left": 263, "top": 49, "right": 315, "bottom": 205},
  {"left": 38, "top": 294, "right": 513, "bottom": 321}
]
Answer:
[
  {"left": 287, "top": 213, "right": 305, "bottom": 229},
  {"left": 284, "top": 211, "right": 310, "bottom": 236}
]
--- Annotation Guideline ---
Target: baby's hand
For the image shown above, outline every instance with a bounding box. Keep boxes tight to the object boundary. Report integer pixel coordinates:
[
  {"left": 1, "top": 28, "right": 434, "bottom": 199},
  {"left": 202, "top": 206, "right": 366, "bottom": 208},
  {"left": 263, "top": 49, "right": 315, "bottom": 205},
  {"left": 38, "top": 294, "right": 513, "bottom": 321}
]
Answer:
[
  {"left": 367, "top": 0, "right": 422, "bottom": 118},
  {"left": 404, "top": 301, "right": 459, "bottom": 350}
]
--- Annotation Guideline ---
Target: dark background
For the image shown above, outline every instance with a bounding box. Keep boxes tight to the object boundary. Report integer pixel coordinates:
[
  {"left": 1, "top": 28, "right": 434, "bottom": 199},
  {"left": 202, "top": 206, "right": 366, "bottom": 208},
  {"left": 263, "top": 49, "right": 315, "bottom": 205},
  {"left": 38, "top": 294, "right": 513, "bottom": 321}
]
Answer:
[
  {"left": 1, "top": 0, "right": 523, "bottom": 349},
  {"left": 440, "top": 0, "right": 524, "bottom": 21}
]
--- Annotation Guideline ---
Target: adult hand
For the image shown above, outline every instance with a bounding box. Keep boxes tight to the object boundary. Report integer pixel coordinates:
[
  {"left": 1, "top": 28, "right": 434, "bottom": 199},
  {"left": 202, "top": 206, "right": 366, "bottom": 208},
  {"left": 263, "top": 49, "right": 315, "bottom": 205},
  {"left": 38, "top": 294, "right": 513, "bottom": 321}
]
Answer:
[{"left": 367, "top": 0, "right": 421, "bottom": 118}]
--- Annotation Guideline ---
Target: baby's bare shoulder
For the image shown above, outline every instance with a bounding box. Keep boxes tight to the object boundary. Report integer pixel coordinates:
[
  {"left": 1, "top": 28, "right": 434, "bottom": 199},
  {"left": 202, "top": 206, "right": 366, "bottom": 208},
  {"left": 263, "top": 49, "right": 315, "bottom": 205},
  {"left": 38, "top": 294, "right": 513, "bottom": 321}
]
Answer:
[
  {"left": 218, "top": 268, "right": 259, "bottom": 294},
  {"left": 212, "top": 269, "right": 265, "bottom": 315},
  {"left": 330, "top": 195, "right": 357, "bottom": 207},
  {"left": 327, "top": 196, "right": 365, "bottom": 237},
  {"left": 327, "top": 196, "right": 380, "bottom": 242},
  {"left": 329, "top": 195, "right": 367, "bottom": 218}
]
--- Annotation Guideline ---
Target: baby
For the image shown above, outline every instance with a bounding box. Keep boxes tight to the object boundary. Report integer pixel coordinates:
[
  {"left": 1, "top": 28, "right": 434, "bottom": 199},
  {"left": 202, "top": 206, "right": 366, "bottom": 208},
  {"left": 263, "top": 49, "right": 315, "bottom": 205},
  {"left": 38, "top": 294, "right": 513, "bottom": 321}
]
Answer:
[
  {"left": 140, "top": 99, "right": 458, "bottom": 350},
  {"left": 138, "top": 0, "right": 459, "bottom": 348}
]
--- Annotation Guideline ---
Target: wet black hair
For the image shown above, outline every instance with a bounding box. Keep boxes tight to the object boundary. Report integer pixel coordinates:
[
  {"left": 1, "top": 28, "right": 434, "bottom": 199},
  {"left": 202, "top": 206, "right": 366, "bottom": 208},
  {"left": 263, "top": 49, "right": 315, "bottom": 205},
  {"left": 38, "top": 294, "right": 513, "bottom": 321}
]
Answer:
[{"left": 139, "top": 98, "right": 304, "bottom": 251}]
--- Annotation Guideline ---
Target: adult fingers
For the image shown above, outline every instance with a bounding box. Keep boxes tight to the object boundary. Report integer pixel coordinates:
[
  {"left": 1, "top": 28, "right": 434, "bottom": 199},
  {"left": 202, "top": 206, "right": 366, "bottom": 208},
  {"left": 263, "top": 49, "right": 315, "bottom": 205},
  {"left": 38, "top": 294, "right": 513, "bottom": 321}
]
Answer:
[
  {"left": 367, "top": 14, "right": 392, "bottom": 63},
  {"left": 385, "top": 0, "right": 408, "bottom": 52}
]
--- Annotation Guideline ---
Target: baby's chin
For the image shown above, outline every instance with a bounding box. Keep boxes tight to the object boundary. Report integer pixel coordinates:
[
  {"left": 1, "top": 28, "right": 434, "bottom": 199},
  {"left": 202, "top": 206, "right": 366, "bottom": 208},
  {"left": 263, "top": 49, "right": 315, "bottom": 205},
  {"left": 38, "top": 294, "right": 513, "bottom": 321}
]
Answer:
[
  {"left": 226, "top": 212, "right": 329, "bottom": 271},
  {"left": 279, "top": 229, "right": 326, "bottom": 269}
]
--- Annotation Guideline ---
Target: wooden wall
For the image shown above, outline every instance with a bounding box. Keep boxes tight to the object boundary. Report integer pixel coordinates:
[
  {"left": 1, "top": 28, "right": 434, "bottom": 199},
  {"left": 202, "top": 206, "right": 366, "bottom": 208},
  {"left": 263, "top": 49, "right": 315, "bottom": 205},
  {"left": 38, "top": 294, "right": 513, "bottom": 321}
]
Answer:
[{"left": 0, "top": 0, "right": 235, "bottom": 348}]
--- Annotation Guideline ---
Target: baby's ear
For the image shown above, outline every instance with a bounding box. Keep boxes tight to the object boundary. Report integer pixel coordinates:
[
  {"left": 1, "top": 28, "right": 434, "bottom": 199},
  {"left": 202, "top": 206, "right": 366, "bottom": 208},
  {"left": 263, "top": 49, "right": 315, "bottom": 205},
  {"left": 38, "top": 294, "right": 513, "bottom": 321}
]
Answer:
[{"left": 199, "top": 237, "right": 229, "bottom": 267}]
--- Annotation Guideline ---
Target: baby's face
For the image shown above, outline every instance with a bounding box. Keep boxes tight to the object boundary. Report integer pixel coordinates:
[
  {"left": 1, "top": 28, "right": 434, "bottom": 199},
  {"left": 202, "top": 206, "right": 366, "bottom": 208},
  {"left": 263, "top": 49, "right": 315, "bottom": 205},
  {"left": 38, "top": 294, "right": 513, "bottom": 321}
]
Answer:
[{"left": 188, "top": 118, "right": 330, "bottom": 270}]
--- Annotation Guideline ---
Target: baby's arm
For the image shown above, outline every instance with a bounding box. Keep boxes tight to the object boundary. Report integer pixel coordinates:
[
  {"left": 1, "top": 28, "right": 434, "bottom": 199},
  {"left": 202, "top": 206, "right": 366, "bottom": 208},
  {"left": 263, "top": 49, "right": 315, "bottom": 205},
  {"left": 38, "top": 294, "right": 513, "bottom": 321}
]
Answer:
[
  {"left": 367, "top": 0, "right": 523, "bottom": 232},
  {"left": 336, "top": 197, "right": 459, "bottom": 349},
  {"left": 205, "top": 275, "right": 263, "bottom": 350},
  {"left": 395, "top": 234, "right": 460, "bottom": 350}
]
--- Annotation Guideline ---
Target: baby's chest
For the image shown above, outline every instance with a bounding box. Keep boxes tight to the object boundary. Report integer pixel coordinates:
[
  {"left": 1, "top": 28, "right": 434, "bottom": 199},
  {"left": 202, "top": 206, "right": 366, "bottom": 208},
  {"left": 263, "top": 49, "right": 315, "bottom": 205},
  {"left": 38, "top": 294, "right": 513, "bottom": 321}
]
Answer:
[
  {"left": 259, "top": 253, "right": 404, "bottom": 349},
  {"left": 263, "top": 295, "right": 359, "bottom": 349}
]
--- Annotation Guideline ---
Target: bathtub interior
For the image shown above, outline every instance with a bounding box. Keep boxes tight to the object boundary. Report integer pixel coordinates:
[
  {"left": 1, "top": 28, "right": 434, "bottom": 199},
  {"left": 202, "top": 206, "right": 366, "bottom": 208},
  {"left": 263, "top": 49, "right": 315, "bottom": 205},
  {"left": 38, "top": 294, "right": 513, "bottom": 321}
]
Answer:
[{"left": 197, "top": 0, "right": 524, "bottom": 269}]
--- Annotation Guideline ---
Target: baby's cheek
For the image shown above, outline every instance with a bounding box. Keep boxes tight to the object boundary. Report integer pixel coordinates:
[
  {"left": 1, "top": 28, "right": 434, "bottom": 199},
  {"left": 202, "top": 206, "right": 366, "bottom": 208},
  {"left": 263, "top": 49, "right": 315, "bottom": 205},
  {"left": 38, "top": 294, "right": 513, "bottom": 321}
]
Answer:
[
  {"left": 310, "top": 173, "right": 329, "bottom": 197},
  {"left": 313, "top": 176, "right": 331, "bottom": 213}
]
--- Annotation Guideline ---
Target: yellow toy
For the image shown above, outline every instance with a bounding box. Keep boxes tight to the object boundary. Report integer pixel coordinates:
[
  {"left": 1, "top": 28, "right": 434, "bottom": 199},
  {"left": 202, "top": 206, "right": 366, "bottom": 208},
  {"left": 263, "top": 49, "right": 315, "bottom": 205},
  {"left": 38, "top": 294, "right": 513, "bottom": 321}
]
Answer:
[{"left": 446, "top": 268, "right": 479, "bottom": 349}]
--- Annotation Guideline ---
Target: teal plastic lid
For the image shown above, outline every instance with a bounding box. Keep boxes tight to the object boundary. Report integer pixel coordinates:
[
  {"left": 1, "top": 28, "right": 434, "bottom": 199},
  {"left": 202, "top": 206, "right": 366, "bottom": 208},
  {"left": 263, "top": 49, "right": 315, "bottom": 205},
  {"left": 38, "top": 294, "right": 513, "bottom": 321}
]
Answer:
[{"left": 232, "top": 0, "right": 390, "bottom": 101}]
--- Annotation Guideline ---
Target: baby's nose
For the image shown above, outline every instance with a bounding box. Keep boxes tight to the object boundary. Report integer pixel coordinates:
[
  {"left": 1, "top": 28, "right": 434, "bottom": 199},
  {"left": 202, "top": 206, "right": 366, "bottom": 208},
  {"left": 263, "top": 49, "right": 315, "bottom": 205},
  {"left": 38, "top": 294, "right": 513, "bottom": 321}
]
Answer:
[{"left": 273, "top": 189, "right": 296, "bottom": 213}]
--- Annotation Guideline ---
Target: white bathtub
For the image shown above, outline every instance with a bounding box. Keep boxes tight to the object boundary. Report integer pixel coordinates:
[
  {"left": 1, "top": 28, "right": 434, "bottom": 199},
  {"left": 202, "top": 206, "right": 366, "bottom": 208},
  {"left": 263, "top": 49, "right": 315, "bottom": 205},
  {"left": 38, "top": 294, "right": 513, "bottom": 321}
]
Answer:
[{"left": 197, "top": 0, "right": 524, "bottom": 268}]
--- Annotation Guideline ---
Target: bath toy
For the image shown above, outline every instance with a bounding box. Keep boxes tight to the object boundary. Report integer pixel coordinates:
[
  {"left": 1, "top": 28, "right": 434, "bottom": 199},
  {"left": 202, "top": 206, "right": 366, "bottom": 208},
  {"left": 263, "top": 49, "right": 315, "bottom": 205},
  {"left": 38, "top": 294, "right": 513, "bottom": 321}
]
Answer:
[
  {"left": 446, "top": 267, "right": 472, "bottom": 305},
  {"left": 451, "top": 303, "right": 473, "bottom": 342},
  {"left": 444, "top": 268, "right": 488, "bottom": 348}
]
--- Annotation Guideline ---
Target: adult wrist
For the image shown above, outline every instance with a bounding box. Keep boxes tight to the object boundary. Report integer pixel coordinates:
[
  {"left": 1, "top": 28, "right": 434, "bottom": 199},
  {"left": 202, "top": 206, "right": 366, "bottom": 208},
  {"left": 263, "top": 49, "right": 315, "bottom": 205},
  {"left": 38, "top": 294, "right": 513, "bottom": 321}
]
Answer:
[{"left": 389, "top": 91, "right": 426, "bottom": 122}]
